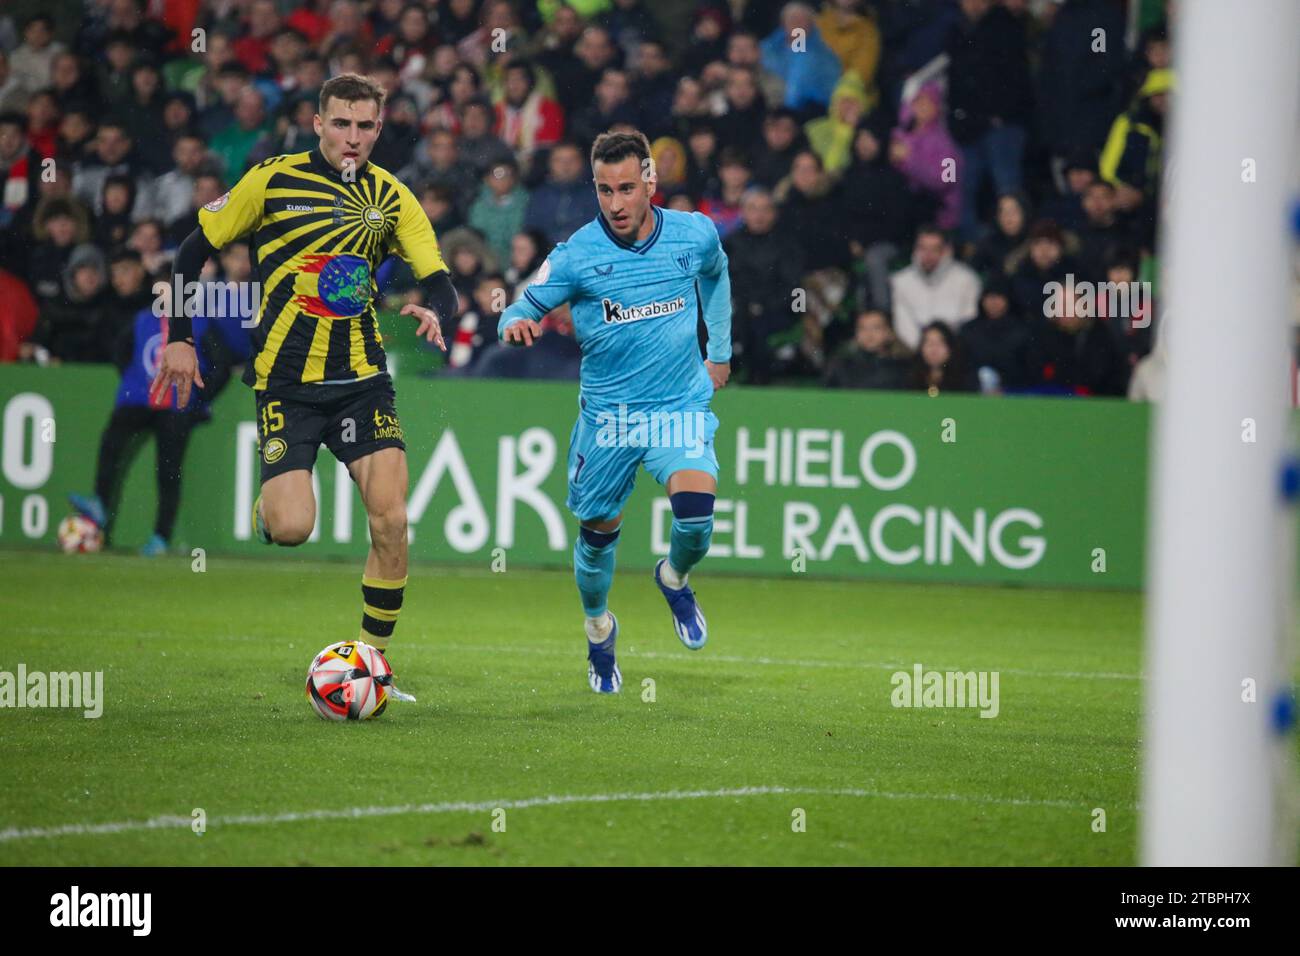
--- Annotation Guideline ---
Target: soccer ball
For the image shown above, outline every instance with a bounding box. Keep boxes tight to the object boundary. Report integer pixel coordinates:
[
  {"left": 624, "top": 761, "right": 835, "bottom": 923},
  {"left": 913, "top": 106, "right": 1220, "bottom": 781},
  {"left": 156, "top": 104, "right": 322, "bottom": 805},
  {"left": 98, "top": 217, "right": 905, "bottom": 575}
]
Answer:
[
  {"left": 57, "top": 515, "right": 103, "bottom": 554},
  {"left": 306, "top": 640, "right": 391, "bottom": 721}
]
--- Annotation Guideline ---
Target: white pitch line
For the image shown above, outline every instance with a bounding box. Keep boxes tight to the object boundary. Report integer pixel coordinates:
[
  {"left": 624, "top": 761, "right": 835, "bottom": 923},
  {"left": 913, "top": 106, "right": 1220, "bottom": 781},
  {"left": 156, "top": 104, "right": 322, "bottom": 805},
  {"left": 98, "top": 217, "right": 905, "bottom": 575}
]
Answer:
[
  {"left": 0, "top": 786, "right": 1116, "bottom": 843},
  {"left": 429, "top": 643, "right": 1142, "bottom": 682}
]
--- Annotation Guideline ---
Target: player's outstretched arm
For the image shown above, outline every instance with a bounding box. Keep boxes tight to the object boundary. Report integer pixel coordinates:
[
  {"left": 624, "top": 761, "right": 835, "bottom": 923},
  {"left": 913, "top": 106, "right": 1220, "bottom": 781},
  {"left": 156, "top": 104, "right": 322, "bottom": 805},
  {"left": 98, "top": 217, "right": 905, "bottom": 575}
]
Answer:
[
  {"left": 400, "top": 268, "right": 459, "bottom": 352},
  {"left": 152, "top": 225, "right": 217, "bottom": 408}
]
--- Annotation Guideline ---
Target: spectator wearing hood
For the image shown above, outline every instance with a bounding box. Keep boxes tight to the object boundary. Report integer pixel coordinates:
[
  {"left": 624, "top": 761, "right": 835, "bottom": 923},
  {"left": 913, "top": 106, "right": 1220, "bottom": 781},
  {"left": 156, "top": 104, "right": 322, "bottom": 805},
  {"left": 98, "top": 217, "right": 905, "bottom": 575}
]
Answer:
[
  {"left": 969, "top": 192, "right": 1029, "bottom": 280},
  {"left": 27, "top": 195, "right": 91, "bottom": 305},
  {"left": 369, "top": 90, "right": 422, "bottom": 172},
  {"left": 889, "top": 226, "right": 981, "bottom": 351},
  {"left": 92, "top": 173, "right": 138, "bottom": 251},
  {"left": 648, "top": 136, "right": 688, "bottom": 205},
  {"left": 27, "top": 242, "right": 112, "bottom": 362},
  {"left": 959, "top": 275, "right": 1029, "bottom": 391},
  {"left": 837, "top": 115, "right": 916, "bottom": 312},
  {"left": 804, "top": 71, "right": 870, "bottom": 176},
  {"left": 890, "top": 80, "right": 962, "bottom": 232},
  {"left": 816, "top": 0, "right": 882, "bottom": 110},
  {"left": 1099, "top": 67, "right": 1172, "bottom": 247},
  {"left": 761, "top": 3, "right": 842, "bottom": 120},
  {"left": 682, "top": 7, "right": 731, "bottom": 76},
  {"left": 121, "top": 61, "right": 168, "bottom": 173}
]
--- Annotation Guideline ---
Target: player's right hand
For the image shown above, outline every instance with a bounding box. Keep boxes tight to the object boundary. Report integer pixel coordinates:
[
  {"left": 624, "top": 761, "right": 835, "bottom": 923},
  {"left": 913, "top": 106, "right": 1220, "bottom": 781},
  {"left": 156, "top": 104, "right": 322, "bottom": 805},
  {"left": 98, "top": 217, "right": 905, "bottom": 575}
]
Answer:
[
  {"left": 503, "top": 319, "right": 543, "bottom": 347},
  {"left": 151, "top": 341, "right": 205, "bottom": 408}
]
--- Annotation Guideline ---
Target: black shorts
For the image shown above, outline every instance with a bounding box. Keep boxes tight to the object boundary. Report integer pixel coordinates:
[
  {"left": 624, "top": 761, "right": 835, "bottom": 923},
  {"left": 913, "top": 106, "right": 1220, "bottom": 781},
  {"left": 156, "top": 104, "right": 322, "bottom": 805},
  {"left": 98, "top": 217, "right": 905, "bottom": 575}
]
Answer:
[{"left": 254, "top": 374, "right": 406, "bottom": 483}]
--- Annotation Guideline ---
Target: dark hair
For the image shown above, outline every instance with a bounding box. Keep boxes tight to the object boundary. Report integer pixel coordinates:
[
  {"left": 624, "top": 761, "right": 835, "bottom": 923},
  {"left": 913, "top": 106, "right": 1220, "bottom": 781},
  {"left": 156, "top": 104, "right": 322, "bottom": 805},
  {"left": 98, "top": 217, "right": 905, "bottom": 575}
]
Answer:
[
  {"left": 318, "top": 72, "right": 386, "bottom": 115},
  {"left": 0, "top": 111, "right": 25, "bottom": 131},
  {"left": 418, "top": 183, "right": 455, "bottom": 204},
  {"left": 916, "top": 224, "right": 948, "bottom": 244},
  {"left": 909, "top": 321, "right": 972, "bottom": 391},
  {"left": 460, "top": 97, "right": 493, "bottom": 120},
  {"left": 1028, "top": 219, "right": 1063, "bottom": 244},
  {"left": 110, "top": 248, "right": 143, "bottom": 266},
  {"left": 715, "top": 146, "right": 749, "bottom": 169},
  {"left": 591, "top": 130, "right": 650, "bottom": 168},
  {"left": 25, "top": 13, "right": 55, "bottom": 31},
  {"left": 504, "top": 61, "right": 536, "bottom": 88}
]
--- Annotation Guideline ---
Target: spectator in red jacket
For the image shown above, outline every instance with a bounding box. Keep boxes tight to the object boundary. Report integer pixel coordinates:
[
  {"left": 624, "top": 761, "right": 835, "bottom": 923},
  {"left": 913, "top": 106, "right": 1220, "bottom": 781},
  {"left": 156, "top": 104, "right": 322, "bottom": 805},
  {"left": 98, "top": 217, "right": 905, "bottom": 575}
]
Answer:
[
  {"left": 495, "top": 61, "right": 564, "bottom": 176},
  {"left": 0, "top": 267, "right": 39, "bottom": 362}
]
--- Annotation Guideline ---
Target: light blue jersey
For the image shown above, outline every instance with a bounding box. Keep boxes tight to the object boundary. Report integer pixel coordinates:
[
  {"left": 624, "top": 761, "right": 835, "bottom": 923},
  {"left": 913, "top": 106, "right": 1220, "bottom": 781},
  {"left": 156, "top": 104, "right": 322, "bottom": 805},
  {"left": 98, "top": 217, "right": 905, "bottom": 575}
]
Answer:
[
  {"left": 499, "top": 206, "right": 732, "bottom": 412},
  {"left": 498, "top": 206, "right": 733, "bottom": 520}
]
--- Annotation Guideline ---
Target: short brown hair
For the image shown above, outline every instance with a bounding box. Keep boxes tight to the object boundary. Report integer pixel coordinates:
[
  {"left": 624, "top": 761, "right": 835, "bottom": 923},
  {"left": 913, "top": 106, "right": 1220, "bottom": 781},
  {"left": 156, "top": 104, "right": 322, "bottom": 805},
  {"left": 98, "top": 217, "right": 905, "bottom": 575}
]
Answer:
[
  {"left": 590, "top": 130, "right": 650, "bottom": 169},
  {"left": 319, "top": 73, "right": 387, "bottom": 116}
]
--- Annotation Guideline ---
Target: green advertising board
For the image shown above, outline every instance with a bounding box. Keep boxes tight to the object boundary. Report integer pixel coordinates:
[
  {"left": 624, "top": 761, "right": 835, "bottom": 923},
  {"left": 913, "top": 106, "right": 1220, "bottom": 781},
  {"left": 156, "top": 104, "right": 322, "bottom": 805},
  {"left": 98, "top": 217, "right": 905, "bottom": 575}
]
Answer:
[{"left": 0, "top": 365, "right": 1149, "bottom": 588}]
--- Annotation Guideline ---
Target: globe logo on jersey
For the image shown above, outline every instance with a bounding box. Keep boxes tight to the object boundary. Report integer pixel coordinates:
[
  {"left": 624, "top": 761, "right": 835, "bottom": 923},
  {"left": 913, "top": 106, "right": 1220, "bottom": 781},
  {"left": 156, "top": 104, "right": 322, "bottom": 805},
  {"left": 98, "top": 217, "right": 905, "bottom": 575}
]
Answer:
[{"left": 317, "top": 254, "right": 372, "bottom": 316}]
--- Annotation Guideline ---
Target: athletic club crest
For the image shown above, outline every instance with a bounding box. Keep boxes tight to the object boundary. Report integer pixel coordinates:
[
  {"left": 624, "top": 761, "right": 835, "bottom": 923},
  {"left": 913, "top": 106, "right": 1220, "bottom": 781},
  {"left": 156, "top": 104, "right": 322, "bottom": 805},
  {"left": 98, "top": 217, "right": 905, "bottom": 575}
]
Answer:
[{"left": 674, "top": 252, "right": 692, "bottom": 273}]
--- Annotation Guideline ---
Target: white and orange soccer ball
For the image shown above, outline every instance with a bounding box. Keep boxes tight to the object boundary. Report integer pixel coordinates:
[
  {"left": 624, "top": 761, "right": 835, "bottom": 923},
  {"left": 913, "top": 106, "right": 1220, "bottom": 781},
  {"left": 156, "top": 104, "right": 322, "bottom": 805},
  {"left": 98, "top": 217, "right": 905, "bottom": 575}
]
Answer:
[
  {"left": 56, "top": 515, "right": 103, "bottom": 554},
  {"left": 306, "top": 640, "right": 392, "bottom": 721}
]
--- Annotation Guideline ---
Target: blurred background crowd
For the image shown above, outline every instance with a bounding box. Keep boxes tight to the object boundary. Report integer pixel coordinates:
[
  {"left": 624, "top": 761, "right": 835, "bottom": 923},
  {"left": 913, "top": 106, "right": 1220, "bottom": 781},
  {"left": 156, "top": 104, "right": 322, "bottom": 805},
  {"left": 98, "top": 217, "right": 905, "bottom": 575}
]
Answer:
[{"left": 0, "top": 0, "right": 1184, "bottom": 398}]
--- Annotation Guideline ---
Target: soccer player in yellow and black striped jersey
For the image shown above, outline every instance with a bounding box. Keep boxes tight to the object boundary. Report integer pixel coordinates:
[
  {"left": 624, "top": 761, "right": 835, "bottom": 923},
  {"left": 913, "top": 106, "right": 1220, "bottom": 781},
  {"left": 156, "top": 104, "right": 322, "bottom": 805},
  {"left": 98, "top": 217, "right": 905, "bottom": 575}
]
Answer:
[{"left": 152, "top": 74, "right": 460, "bottom": 702}]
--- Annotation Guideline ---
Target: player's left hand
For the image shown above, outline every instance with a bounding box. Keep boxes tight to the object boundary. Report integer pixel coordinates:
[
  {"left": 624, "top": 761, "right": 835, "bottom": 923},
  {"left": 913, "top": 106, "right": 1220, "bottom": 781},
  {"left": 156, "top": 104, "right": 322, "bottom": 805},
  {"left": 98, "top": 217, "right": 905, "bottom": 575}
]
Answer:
[
  {"left": 401, "top": 303, "right": 446, "bottom": 351},
  {"left": 706, "top": 360, "right": 730, "bottom": 390}
]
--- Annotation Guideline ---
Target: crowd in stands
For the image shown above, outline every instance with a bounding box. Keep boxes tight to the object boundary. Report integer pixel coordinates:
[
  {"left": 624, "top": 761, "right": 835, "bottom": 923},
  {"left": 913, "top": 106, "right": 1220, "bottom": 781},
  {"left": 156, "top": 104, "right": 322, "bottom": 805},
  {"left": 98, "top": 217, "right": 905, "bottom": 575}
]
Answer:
[{"left": 0, "top": 0, "right": 1178, "bottom": 398}]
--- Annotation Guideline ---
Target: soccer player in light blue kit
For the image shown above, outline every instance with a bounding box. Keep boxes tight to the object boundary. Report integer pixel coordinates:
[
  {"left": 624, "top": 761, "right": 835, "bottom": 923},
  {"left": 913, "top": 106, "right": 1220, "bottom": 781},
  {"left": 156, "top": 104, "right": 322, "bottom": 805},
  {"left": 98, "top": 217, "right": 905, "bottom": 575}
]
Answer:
[{"left": 498, "top": 131, "right": 732, "bottom": 694}]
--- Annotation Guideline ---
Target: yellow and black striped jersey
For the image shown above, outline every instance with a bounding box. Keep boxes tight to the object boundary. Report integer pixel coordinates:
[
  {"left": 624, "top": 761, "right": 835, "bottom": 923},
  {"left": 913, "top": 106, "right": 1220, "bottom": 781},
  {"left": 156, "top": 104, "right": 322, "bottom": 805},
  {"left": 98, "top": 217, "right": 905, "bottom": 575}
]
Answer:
[{"left": 198, "top": 147, "right": 448, "bottom": 390}]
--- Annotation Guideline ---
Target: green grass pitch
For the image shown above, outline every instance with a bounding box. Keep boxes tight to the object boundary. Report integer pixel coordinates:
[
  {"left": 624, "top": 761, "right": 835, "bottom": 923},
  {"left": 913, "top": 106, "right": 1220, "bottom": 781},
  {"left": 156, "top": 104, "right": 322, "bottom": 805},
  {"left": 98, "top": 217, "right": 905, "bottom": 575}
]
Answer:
[{"left": 1, "top": 550, "right": 1151, "bottom": 865}]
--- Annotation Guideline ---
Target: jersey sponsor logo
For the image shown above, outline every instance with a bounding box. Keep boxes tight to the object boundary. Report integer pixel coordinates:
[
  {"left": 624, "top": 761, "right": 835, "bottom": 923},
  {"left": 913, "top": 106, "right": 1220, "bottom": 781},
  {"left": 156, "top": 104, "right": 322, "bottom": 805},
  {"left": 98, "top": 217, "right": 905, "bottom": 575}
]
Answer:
[
  {"left": 535, "top": 257, "right": 551, "bottom": 284},
  {"left": 601, "top": 296, "right": 686, "bottom": 325},
  {"left": 285, "top": 203, "right": 314, "bottom": 212},
  {"left": 593, "top": 264, "right": 613, "bottom": 276},
  {"left": 315, "top": 254, "right": 373, "bottom": 316},
  {"left": 371, "top": 408, "right": 403, "bottom": 441},
  {"left": 203, "top": 192, "right": 230, "bottom": 212},
  {"left": 262, "top": 436, "right": 288, "bottom": 464}
]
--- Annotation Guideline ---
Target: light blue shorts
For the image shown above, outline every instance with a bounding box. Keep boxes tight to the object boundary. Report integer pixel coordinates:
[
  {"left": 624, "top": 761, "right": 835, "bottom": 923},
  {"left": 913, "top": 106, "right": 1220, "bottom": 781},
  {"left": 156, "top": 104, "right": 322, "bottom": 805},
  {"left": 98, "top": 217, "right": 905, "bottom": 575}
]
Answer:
[{"left": 565, "top": 402, "right": 720, "bottom": 522}]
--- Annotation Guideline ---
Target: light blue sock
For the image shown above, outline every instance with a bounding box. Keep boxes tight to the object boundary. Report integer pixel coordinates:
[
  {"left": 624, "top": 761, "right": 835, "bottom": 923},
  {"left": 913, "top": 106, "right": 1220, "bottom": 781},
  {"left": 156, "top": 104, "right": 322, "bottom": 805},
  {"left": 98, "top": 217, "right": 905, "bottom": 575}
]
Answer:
[
  {"left": 668, "top": 492, "right": 715, "bottom": 576},
  {"left": 574, "top": 524, "right": 620, "bottom": 617}
]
